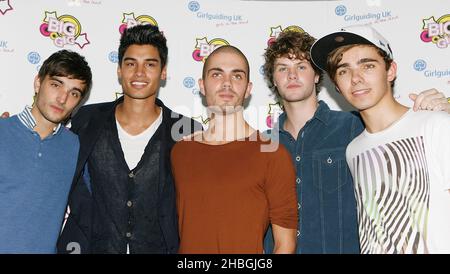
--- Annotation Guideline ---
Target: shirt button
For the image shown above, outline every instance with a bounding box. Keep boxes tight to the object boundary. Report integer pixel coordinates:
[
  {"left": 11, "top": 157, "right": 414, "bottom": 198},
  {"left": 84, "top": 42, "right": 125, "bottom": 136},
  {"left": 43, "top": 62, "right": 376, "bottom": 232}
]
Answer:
[
  {"left": 296, "top": 178, "right": 301, "bottom": 184},
  {"left": 126, "top": 232, "right": 132, "bottom": 238},
  {"left": 128, "top": 172, "right": 135, "bottom": 178},
  {"left": 127, "top": 201, "right": 133, "bottom": 207},
  {"left": 38, "top": 153, "right": 42, "bottom": 157},
  {"left": 295, "top": 156, "right": 301, "bottom": 162}
]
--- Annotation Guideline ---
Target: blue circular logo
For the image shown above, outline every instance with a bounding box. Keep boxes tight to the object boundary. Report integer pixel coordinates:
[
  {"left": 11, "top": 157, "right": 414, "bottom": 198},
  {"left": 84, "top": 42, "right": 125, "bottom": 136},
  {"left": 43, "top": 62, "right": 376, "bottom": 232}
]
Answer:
[
  {"left": 335, "top": 5, "right": 347, "bottom": 16},
  {"left": 188, "top": 1, "right": 200, "bottom": 12},
  {"left": 183, "top": 77, "right": 196, "bottom": 88},
  {"left": 108, "top": 51, "right": 119, "bottom": 63},
  {"left": 27, "top": 52, "right": 41, "bottom": 64},
  {"left": 259, "top": 65, "right": 265, "bottom": 76},
  {"left": 413, "top": 59, "right": 427, "bottom": 71}
]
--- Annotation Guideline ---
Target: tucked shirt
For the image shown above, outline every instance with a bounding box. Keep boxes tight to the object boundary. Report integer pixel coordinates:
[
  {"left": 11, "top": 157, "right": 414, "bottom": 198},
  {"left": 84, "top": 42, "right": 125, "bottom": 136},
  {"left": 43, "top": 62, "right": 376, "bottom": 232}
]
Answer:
[
  {"left": 0, "top": 109, "right": 79, "bottom": 253},
  {"left": 171, "top": 132, "right": 298, "bottom": 254}
]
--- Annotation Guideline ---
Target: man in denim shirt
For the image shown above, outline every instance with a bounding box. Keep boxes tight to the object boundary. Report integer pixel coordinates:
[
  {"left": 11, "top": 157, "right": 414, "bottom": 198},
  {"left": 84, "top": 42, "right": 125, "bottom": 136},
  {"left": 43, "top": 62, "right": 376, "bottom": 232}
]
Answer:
[{"left": 263, "top": 30, "right": 449, "bottom": 254}]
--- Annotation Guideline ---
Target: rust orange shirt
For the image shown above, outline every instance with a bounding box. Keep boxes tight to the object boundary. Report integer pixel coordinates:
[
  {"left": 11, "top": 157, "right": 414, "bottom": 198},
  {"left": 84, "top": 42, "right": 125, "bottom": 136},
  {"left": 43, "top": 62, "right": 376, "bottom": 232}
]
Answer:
[{"left": 171, "top": 133, "right": 298, "bottom": 254}]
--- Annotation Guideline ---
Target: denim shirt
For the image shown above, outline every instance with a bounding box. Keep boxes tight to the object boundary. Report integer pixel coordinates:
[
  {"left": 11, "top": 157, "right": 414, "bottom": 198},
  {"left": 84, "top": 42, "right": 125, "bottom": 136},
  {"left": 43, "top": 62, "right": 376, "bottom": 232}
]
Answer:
[{"left": 264, "top": 101, "right": 364, "bottom": 254}]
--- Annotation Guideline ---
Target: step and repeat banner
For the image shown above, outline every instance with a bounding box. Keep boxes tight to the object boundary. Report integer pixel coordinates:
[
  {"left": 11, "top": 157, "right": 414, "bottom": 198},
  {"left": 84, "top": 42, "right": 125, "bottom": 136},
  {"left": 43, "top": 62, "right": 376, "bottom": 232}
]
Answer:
[{"left": 0, "top": 0, "right": 449, "bottom": 130}]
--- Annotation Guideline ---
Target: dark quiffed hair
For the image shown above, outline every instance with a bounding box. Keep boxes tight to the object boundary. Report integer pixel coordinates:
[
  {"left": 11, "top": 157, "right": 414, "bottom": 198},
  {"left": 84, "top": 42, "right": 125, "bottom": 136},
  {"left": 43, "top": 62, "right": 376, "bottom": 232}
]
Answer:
[
  {"left": 263, "top": 31, "right": 323, "bottom": 97},
  {"left": 38, "top": 49, "right": 92, "bottom": 94},
  {"left": 118, "top": 24, "right": 168, "bottom": 68}
]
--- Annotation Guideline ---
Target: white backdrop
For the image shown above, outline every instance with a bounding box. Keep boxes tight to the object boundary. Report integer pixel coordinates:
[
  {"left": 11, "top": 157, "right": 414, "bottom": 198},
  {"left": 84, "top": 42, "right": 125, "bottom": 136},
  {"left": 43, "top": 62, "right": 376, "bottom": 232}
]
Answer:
[{"left": 0, "top": 0, "right": 449, "bottom": 131}]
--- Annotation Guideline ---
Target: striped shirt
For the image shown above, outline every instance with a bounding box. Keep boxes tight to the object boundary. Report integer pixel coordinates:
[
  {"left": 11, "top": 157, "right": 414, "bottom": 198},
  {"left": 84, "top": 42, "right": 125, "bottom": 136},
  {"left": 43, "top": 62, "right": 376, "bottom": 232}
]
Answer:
[
  {"left": 17, "top": 106, "right": 62, "bottom": 135},
  {"left": 346, "top": 110, "right": 450, "bottom": 254}
]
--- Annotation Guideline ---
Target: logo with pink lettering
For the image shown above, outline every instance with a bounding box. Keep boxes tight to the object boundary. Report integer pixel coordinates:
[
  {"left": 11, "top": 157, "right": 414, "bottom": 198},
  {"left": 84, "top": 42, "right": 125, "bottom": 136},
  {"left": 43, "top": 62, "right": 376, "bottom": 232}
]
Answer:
[
  {"left": 119, "top": 13, "right": 158, "bottom": 34},
  {"left": 267, "top": 25, "right": 305, "bottom": 47},
  {"left": 39, "top": 11, "right": 90, "bottom": 49},
  {"left": 420, "top": 14, "right": 450, "bottom": 49},
  {"left": 192, "top": 37, "right": 230, "bottom": 62}
]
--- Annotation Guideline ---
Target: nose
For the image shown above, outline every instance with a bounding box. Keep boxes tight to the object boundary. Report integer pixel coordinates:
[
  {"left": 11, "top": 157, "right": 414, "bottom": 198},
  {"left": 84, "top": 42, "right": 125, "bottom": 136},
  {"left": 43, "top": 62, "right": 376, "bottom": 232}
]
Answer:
[
  {"left": 222, "top": 74, "right": 231, "bottom": 89},
  {"left": 56, "top": 89, "right": 68, "bottom": 104},
  {"left": 350, "top": 69, "right": 363, "bottom": 85},
  {"left": 288, "top": 67, "right": 298, "bottom": 80},
  {"left": 135, "top": 63, "right": 145, "bottom": 77}
]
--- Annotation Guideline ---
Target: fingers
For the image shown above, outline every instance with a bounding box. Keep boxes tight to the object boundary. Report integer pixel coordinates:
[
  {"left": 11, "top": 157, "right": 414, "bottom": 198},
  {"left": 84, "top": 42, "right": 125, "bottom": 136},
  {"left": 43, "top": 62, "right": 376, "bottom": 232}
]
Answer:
[
  {"left": 1, "top": 112, "right": 10, "bottom": 119},
  {"left": 410, "top": 89, "right": 445, "bottom": 111}
]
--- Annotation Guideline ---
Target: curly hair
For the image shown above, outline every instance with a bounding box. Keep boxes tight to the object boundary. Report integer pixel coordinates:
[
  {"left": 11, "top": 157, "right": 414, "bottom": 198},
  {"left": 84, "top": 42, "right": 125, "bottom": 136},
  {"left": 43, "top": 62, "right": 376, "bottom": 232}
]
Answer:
[{"left": 263, "top": 31, "right": 323, "bottom": 98}]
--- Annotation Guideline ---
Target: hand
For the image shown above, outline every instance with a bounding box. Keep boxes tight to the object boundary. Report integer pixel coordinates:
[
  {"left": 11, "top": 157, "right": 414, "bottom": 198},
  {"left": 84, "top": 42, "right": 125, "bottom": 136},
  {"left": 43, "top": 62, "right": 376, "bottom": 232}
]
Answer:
[
  {"left": 1, "top": 112, "right": 10, "bottom": 118},
  {"left": 409, "top": 89, "right": 450, "bottom": 114}
]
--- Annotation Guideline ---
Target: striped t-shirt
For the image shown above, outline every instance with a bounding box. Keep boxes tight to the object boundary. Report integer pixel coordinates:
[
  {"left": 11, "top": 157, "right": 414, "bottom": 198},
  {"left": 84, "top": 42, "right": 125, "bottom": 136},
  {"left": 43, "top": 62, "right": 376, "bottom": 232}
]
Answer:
[{"left": 346, "top": 109, "right": 450, "bottom": 254}]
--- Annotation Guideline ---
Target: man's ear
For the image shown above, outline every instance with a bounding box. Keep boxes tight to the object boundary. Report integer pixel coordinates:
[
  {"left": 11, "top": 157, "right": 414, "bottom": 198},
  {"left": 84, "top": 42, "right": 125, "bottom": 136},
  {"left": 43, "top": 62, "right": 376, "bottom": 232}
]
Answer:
[
  {"left": 387, "top": 61, "right": 397, "bottom": 83},
  {"left": 161, "top": 66, "right": 167, "bottom": 80},
  {"left": 245, "top": 81, "right": 253, "bottom": 99},
  {"left": 117, "top": 65, "right": 122, "bottom": 84},
  {"left": 198, "top": 79, "right": 206, "bottom": 96},
  {"left": 33, "top": 75, "right": 41, "bottom": 94}
]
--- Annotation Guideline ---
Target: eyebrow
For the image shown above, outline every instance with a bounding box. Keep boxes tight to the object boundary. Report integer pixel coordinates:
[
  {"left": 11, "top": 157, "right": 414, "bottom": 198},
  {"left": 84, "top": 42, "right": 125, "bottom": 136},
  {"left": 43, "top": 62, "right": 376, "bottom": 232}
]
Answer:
[
  {"left": 123, "top": 57, "right": 160, "bottom": 63},
  {"left": 50, "top": 76, "right": 83, "bottom": 94},
  {"left": 208, "top": 67, "right": 247, "bottom": 76},
  {"left": 336, "top": 58, "right": 379, "bottom": 70}
]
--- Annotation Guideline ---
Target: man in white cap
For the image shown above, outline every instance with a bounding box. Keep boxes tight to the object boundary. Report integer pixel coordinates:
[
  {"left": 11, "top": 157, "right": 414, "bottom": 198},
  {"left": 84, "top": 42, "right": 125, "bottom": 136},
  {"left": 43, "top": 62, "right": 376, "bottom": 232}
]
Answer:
[{"left": 311, "top": 25, "right": 450, "bottom": 254}]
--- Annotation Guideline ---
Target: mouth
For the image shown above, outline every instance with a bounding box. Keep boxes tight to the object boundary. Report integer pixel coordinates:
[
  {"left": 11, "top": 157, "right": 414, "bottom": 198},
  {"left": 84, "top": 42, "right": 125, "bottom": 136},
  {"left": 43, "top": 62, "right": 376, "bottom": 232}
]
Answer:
[
  {"left": 51, "top": 105, "right": 64, "bottom": 113},
  {"left": 352, "top": 88, "right": 370, "bottom": 96},
  {"left": 130, "top": 81, "right": 149, "bottom": 89},
  {"left": 286, "top": 83, "right": 302, "bottom": 89}
]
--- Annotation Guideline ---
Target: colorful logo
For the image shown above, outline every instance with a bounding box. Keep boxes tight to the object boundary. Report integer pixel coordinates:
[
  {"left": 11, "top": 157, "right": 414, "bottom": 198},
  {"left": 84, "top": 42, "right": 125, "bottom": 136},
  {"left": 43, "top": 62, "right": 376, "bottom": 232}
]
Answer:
[
  {"left": 39, "top": 11, "right": 90, "bottom": 49},
  {"left": 413, "top": 59, "right": 427, "bottom": 71},
  {"left": 119, "top": 13, "right": 158, "bottom": 35},
  {"left": 335, "top": 5, "right": 347, "bottom": 16},
  {"left": 27, "top": 52, "right": 41, "bottom": 64},
  {"left": 267, "top": 25, "right": 305, "bottom": 47},
  {"left": 188, "top": 1, "right": 200, "bottom": 12},
  {"left": 266, "top": 102, "right": 283, "bottom": 128},
  {"left": 192, "top": 37, "right": 230, "bottom": 62},
  {"left": 420, "top": 15, "right": 450, "bottom": 49},
  {"left": 0, "top": 0, "right": 13, "bottom": 15}
]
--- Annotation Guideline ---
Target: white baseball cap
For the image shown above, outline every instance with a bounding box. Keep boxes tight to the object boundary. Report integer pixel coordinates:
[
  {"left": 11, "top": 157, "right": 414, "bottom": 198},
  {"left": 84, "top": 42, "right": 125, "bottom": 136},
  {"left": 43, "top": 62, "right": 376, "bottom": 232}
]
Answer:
[{"left": 310, "top": 24, "right": 393, "bottom": 72}]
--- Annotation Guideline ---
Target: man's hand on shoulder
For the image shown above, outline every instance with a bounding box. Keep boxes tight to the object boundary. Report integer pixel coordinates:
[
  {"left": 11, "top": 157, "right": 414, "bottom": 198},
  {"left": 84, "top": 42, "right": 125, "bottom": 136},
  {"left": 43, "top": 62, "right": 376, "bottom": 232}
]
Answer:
[{"left": 409, "top": 88, "right": 450, "bottom": 114}]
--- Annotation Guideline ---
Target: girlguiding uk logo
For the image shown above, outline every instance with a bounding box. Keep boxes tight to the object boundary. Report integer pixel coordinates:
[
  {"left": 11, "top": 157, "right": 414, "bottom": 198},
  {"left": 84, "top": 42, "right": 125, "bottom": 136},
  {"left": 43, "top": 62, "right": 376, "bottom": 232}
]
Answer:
[
  {"left": 413, "top": 60, "right": 427, "bottom": 71},
  {"left": 39, "top": 11, "right": 90, "bottom": 49},
  {"left": 119, "top": 13, "right": 158, "bottom": 34},
  {"left": 188, "top": 1, "right": 200, "bottom": 12},
  {"left": 335, "top": 5, "right": 347, "bottom": 16}
]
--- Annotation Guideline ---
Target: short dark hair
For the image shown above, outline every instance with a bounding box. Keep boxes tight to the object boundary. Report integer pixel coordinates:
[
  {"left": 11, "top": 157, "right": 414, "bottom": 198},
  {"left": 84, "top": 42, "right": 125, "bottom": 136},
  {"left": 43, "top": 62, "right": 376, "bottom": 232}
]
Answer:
[
  {"left": 263, "top": 31, "right": 323, "bottom": 97},
  {"left": 38, "top": 49, "right": 92, "bottom": 94},
  {"left": 118, "top": 24, "right": 168, "bottom": 69},
  {"left": 202, "top": 45, "right": 250, "bottom": 82}
]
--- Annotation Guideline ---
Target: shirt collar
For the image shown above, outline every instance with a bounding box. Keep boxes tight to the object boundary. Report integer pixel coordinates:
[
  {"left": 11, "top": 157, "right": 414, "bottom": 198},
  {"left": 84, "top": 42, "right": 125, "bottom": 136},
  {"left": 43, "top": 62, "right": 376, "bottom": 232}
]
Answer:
[
  {"left": 18, "top": 106, "right": 62, "bottom": 135},
  {"left": 274, "top": 100, "right": 331, "bottom": 134}
]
